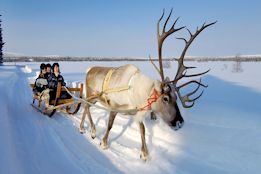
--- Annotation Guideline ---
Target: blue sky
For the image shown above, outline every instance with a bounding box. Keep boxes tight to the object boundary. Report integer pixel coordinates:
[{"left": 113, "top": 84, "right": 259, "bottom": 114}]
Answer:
[{"left": 1, "top": 0, "right": 261, "bottom": 57}]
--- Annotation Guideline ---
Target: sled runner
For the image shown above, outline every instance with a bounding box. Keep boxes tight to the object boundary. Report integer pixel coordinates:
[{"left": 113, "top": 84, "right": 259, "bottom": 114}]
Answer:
[{"left": 30, "top": 82, "right": 83, "bottom": 117}]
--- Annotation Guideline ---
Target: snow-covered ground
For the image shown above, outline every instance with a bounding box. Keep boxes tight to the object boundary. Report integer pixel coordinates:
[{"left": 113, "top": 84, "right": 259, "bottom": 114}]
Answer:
[{"left": 0, "top": 61, "right": 260, "bottom": 174}]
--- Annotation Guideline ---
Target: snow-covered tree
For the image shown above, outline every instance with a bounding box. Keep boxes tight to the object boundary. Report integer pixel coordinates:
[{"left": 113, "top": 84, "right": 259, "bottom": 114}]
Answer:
[{"left": 0, "top": 15, "right": 4, "bottom": 64}]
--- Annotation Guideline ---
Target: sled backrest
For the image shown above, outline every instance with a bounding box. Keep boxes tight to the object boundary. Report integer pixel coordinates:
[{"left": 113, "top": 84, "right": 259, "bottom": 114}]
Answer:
[{"left": 30, "top": 82, "right": 83, "bottom": 100}]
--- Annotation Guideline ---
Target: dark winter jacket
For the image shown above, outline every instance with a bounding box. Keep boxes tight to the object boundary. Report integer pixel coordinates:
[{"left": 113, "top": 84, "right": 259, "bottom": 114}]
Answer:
[
  {"left": 47, "top": 73, "right": 72, "bottom": 100},
  {"left": 47, "top": 73, "right": 66, "bottom": 91},
  {"left": 33, "top": 74, "right": 49, "bottom": 93},
  {"left": 44, "top": 72, "right": 51, "bottom": 79}
]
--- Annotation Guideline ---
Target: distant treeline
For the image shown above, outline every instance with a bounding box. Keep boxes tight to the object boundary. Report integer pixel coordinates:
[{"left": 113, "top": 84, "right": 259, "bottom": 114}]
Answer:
[
  {"left": 185, "top": 56, "right": 261, "bottom": 62},
  {"left": 3, "top": 56, "right": 261, "bottom": 62},
  {"left": 3, "top": 56, "right": 154, "bottom": 62},
  {"left": 173, "top": 56, "right": 261, "bottom": 62}
]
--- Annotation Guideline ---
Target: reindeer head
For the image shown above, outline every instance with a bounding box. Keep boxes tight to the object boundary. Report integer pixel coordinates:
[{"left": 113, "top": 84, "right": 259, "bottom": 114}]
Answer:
[{"left": 151, "top": 9, "right": 216, "bottom": 127}]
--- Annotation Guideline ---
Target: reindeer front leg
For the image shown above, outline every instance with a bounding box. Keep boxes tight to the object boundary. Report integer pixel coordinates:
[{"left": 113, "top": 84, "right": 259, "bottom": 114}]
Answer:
[
  {"left": 79, "top": 105, "right": 87, "bottom": 133},
  {"left": 100, "top": 111, "right": 117, "bottom": 149},
  {"left": 139, "top": 122, "right": 149, "bottom": 161},
  {"left": 80, "top": 104, "right": 96, "bottom": 139}
]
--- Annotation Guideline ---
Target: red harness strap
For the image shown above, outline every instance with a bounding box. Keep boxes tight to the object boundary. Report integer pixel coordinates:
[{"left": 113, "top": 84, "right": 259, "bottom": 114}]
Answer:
[{"left": 139, "top": 89, "right": 162, "bottom": 111}]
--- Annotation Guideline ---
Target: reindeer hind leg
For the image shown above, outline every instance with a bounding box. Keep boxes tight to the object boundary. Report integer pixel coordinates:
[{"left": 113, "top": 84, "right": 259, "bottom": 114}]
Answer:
[
  {"left": 100, "top": 111, "right": 117, "bottom": 149},
  {"left": 79, "top": 104, "right": 88, "bottom": 134},
  {"left": 81, "top": 102, "right": 96, "bottom": 139}
]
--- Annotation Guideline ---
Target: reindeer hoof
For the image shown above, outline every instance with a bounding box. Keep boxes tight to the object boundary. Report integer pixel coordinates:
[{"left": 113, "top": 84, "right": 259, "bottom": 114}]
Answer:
[
  {"left": 100, "top": 140, "right": 108, "bottom": 150},
  {"left": 79, "top": 128, "right": 86, "bottom": 134},
  {"left": 91, "top": 129, "right": 96, "bottom": 139},
  {"left": 140, "top": 151, "right": 150, "bottom": 161}
]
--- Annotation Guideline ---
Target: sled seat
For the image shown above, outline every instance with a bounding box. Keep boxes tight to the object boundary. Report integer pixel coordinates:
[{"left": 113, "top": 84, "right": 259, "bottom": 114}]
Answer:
[{"left": 30, "top": 82, "right": 83, "bottom": 117}]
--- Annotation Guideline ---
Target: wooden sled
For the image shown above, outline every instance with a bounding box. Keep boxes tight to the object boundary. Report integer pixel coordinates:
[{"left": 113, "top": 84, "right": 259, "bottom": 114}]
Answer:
[{"left": 30, "top": 82, "right": 83, "bottom": 117}]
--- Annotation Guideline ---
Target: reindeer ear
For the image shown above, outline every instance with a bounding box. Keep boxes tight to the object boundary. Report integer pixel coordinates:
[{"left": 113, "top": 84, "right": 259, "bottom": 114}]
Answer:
[
  {"left": 163, "top": 84, "right": 171, "bottom": 93},
  {"left": 164, "top": 76, "right": 170, "bottom": 82}
]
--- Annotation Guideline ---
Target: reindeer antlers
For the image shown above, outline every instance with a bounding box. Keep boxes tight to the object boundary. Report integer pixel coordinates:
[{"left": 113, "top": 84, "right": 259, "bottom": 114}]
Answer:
[
  {"left": 171, "top": 21, "right": 216, "bottom": 108},
  {"left": 173, "top": 21, "right": 217, "bottom": 83},
  {"left": 150, "top": 9, "right": 216, "bottom": 108},
  {"left": 157, "top": 8, "right": 185, "bottom": 82}
]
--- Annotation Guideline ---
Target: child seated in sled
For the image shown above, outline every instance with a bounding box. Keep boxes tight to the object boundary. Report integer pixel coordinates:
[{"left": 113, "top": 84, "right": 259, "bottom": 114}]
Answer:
[
  {"left": 45, "top": 63, "right": 52, "bottom": 79},
  {"left": 48, "top": 63, "right": 72, "bottom": 100},
  {"left": 33, "top": 63, "right": 51, "bottom": 108}
]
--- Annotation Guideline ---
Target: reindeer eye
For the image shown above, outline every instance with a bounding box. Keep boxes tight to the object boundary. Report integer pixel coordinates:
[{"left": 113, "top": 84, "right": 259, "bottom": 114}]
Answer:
[{"left": 163, "top": 95, "right": 169, "bottom": 103}]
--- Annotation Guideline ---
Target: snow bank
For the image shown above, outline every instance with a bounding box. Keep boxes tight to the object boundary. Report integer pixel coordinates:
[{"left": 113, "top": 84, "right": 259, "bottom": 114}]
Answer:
[{"left": 1, "top": 61, "right": 261, "bottom": 174}]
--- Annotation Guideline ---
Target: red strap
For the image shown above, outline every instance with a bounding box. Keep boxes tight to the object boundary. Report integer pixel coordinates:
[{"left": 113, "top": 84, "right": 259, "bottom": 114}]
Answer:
[{"left": 139, "top": 89, "right": 161, "bottom": 111}]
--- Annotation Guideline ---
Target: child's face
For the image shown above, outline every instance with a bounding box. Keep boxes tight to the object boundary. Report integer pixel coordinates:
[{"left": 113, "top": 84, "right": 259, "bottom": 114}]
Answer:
[
  {"left": 54, "top": 65, "right": 59, "bottom": 73},
  {"left": 46, "top": 67, "right": 51, "bottom": 73},
  {"left": 41, "top": 68, "right": 46, "bottom": 74}
]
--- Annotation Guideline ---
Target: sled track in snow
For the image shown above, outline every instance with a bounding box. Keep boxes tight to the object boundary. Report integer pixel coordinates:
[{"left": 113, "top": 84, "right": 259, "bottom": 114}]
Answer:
[{"left": 3, "top": 64, "right": 260, "bottom": 174}]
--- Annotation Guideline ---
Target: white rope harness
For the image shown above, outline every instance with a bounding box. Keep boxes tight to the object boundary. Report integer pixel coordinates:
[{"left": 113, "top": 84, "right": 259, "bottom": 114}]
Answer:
[{"left": 63, "top": 86, "right": 139, "bottom": 114}]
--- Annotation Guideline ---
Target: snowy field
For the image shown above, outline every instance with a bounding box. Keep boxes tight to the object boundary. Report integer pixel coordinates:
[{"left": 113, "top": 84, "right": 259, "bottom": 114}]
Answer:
[{"left": 0, "top": 60, "right": 261, "bottom": 174}]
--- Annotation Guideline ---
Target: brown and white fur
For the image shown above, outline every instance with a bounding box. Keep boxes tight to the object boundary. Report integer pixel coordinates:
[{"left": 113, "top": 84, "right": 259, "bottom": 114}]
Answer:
[
  {"left": 80, "top": 64, "right": 180, "bottom": 161},
  {"left": 79, "top": 9, "right": 214, "bottom": 161}
]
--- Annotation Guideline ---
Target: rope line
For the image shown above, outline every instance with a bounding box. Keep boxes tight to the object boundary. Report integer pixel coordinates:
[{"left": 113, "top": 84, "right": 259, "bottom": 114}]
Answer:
[{"left": 63, "top": 86, "right": 139, "bottom": 114}]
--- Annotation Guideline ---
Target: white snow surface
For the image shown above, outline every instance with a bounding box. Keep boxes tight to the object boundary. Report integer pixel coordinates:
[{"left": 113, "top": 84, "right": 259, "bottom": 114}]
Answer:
[{"left": 0, "top": 61, "right": 261, "bottom": 174}]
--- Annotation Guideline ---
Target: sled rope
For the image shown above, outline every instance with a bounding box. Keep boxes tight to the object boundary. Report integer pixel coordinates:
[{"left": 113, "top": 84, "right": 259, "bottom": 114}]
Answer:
[
  {"left": 102, "top": 69, "right": 130, "bottom": 106},
  {"left": 64, "top": 85, "right": 162, "bottom": 114},
  {"left": 63, "top": 68, "right": 162, "bottom": 114},
  {"left": 102, "top": 69, "right": 130, "bottom": 94},
  {"left": 64, "top": 86, "right": 139, "bottom": 114}
]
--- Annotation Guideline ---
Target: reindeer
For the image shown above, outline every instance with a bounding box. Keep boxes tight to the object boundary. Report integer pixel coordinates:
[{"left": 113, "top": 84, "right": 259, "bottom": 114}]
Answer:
[{"left": 79, "top": 9, "right": 216, "bottom": 161}]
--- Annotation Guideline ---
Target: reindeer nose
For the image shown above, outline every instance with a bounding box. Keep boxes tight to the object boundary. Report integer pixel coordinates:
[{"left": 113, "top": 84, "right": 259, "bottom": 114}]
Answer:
[{"left": 170, "top": 119, "right": 184, "bottom": 130}]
